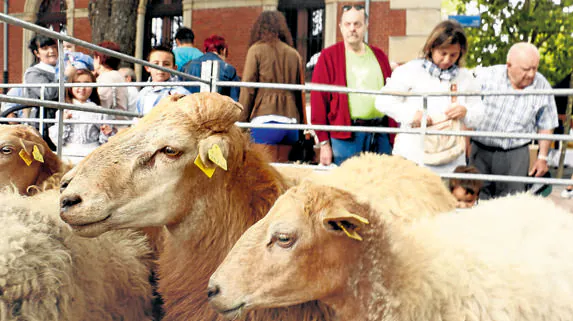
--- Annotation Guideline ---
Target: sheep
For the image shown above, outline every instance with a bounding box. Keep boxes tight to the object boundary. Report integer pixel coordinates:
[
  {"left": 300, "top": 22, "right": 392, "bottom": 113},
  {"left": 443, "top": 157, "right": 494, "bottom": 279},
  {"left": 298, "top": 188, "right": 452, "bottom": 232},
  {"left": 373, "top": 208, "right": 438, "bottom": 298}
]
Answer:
[
  {"left": 0, "top": 124, "right": 65, "bottom": 195},
  {"left": 0, "top": 189, "right": 155, "bottom": 321},
  {"left": 58, "top": 92, "right": 334, "bottom": 321},
  {"left": 208, "top": 184, "right": 573, "bottom": 321}
]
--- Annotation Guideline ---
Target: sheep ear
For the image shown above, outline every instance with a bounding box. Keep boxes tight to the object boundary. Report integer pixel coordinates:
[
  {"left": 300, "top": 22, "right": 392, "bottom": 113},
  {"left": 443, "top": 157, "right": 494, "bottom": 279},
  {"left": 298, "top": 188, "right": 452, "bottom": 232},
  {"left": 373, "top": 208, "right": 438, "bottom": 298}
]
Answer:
[
  {"left": 195, "top": 135, "right": 229, "bottom": 178},
  {"left": 322, "top": 210, "right": 369, "bottom": 241}
]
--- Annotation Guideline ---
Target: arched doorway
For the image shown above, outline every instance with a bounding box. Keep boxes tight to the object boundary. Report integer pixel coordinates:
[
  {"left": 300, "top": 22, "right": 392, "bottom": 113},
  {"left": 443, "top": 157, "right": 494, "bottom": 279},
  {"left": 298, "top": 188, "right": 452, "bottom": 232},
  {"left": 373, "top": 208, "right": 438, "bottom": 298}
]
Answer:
[
  {"left": 142, "top": 0, "right": 183, "bottom": 80},
  {"left": 278, "top": 0, "right": 325, "bottom": 80},
  {"left": 36, "top": 0, "right": 67, "bottom": 33}
]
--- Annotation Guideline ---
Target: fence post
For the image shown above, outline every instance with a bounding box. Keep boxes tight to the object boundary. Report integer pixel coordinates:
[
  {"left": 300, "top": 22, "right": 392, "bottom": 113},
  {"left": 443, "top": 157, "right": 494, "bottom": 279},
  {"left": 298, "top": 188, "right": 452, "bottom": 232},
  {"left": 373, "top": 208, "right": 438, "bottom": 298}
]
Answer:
[
  {"left": 210, "top": 60, "right": 220, "bottom": 93},
  {"left": 39, "top": 85, "right": 45, "bottom": 136},
  {"left": 557, "top": 74, "right": 573, "bottom": 179},
  {"left": 200, "top": 60, "right": 212, "bottom": 93},
  {"left": 56, "top": 39, "right": 65, "bottom": 158},
  {"left": 418, "top": 95, "right": 428, "bottom": 166}
]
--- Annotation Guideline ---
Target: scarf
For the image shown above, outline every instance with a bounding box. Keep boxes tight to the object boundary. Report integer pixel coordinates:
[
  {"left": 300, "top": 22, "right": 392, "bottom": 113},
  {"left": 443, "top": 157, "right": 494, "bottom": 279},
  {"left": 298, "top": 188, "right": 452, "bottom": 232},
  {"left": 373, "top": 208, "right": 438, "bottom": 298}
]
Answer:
[{"left": 422, "top": 59, "right": 459, "bottom": 81}]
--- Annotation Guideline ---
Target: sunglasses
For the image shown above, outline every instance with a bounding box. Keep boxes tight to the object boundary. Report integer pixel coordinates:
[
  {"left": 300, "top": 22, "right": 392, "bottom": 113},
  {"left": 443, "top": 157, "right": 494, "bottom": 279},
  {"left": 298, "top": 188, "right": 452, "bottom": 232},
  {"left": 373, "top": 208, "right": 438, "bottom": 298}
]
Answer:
[{"left": 342, "top": 5, "right": 365, "bottom": 11}]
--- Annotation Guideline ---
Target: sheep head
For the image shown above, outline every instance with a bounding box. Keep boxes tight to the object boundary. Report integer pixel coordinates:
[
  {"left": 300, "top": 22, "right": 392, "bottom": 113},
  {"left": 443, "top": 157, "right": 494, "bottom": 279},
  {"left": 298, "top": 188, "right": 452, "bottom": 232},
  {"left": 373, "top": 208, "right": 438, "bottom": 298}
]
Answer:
[
  {"left": 208, "top": 181, "right": 372, "bottom": 319},
  {"left": 0, "top": 124, "right": 63, "bottom": 195},
  {"left": 59, "top": 93, "right": 244, "bottom": 237}
]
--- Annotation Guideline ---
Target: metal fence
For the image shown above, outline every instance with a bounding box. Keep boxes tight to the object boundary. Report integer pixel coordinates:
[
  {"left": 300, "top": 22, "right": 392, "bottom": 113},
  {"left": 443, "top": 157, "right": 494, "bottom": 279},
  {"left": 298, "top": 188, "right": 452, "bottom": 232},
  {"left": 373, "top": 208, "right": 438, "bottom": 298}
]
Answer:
[{"left": 1, "top": 13, "right": 573, "bottom": 188}]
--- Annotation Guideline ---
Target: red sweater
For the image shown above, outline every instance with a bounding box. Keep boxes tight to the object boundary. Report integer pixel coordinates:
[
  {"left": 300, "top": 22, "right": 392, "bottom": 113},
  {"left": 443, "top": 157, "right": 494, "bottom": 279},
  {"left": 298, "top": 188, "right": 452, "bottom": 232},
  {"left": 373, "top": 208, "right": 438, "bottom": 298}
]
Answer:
[{"left": 310, "top": 42, "right": 394, "bottom": 142}]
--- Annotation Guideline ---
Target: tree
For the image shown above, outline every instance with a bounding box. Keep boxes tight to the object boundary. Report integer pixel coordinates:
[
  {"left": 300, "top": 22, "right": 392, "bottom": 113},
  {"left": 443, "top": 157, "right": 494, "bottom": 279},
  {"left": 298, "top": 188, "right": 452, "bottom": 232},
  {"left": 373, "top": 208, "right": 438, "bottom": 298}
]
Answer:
[
  {"left": 454, "top": 0, "right": 573, "bottom": 85},
  {"left": 88, "top": 0, "right": 139, "bottom": 57}
]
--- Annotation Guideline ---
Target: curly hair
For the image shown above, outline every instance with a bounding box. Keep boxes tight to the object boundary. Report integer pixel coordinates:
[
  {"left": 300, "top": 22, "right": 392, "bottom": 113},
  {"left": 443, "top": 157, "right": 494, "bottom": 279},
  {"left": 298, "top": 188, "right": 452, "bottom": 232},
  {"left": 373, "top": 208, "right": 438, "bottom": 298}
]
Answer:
[{"left": 248, "top": 11, "right": 293, "bottom": 47}]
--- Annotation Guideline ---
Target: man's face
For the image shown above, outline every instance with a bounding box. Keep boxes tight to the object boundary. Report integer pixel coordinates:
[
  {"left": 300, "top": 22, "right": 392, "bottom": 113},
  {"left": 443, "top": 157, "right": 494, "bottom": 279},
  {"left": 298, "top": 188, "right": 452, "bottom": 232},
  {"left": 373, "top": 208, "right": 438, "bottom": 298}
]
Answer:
[
  {"left": 145, "top": 50, "right": 176, "bottom": 82},
  {"left": 507, "top": 53, "right": 538, "bottom": 89},
  {"left": 339, "top": 8, "right": 366, "bottom": 48}
]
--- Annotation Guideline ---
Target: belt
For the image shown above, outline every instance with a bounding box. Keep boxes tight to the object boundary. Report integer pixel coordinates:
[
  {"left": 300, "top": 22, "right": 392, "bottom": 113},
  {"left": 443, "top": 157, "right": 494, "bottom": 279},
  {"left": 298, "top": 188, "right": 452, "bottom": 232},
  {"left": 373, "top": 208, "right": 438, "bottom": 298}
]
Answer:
[
  {"left": 471, "top": 139, "right": 530, "bottom": 152},
  {"left": 351, "top": 117, "right": 387, "bottom": 127}
]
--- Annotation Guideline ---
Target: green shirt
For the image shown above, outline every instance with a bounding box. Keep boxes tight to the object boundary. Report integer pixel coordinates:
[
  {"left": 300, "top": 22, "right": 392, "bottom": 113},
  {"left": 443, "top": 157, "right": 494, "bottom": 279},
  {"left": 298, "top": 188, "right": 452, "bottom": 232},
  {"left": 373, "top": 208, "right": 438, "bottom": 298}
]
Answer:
[{"left": 345, "top": 46, "right": 385, "bottom": 119}]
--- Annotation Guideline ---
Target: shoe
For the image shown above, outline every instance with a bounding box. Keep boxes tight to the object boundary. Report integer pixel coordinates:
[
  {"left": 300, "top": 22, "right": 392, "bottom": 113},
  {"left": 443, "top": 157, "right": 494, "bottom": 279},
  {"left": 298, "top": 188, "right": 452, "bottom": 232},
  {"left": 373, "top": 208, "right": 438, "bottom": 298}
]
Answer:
[{"left": 560, "top": 188, "right": 573, "bottom": 199}]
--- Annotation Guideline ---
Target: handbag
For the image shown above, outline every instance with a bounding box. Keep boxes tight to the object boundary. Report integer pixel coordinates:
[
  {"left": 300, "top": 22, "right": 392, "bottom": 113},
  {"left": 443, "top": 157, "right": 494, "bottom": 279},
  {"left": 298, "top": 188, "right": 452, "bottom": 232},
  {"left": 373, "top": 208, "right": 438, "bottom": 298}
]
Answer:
[{"left": 423, "top": 113, "right": 465, "bottom": 165}]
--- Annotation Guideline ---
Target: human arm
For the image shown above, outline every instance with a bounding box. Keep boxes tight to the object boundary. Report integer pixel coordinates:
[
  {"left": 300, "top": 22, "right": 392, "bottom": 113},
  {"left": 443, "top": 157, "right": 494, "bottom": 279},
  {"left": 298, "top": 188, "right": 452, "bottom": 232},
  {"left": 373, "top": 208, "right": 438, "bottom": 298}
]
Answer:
[
  {"left": 528, "top": 129, "right": 552, "bottom": 177},
  {"left": 309, "top": 53, "right": 332, "bottom": 143},
  {"left": 456, "top": 70, "right": 485, "bottom": 128},
  {"left": 23, "top": 68, "right": 58, "bottom": 101},
  {"left": 228, "top": 66, "right": 241, "bottom": 102},
  {"left": 374, "top": 64, "right": 423, "bottom": 126},
  {"left": 238, "top": 48, "right": 259, "bottom": 122}
]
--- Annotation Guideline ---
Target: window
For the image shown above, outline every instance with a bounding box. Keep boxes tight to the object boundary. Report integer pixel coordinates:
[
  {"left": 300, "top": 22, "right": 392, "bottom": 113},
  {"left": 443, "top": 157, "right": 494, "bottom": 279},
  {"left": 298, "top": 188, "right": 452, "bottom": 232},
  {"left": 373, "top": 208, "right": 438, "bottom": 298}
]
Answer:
[{"left": 36, "top": 0, "right": 67, "bottom": 33}]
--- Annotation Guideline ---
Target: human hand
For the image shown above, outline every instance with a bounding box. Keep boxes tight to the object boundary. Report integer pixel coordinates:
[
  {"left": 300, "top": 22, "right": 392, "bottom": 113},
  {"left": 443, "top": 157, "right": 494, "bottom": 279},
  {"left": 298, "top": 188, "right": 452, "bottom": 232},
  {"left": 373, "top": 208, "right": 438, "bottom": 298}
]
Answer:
[
  {"left": 100, "top": 124, "right": 113, "bottom": 136},
  {"left": 445, "top": 103, "right": 467, "bottom": 120},
  {"left": 412, "top": 110, "right": 433, "bottom": 128},
  {"left": 64, "top": 111, "right": 73, "bottom": 119},
  {"left": 319, "top": 143, "right": 333, "bottom": 166},
  {"left": 528, "top": 159, "right": 549, "bottom": 177}
]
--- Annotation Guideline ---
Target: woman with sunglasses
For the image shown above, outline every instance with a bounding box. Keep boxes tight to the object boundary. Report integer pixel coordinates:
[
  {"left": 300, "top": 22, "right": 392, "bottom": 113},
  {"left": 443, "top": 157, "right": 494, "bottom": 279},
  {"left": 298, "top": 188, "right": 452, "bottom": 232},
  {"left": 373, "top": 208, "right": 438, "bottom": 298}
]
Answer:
[{"left": 375, "top": 20, "right": 485, "bottom": 174}]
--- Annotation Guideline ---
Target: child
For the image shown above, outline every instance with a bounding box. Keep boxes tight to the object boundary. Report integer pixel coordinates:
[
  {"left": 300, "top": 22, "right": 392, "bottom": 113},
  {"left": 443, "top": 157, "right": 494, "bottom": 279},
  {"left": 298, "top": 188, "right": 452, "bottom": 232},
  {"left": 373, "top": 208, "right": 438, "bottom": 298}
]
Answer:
[
  {"left": 449, "top": 165, "right": 483, "bottom": 208},
  {"left": 136, "top": 45, "right": 190, "bottom": 115},
  {"left": 49, "top": 69, "right": 109, "bottom": 163}
]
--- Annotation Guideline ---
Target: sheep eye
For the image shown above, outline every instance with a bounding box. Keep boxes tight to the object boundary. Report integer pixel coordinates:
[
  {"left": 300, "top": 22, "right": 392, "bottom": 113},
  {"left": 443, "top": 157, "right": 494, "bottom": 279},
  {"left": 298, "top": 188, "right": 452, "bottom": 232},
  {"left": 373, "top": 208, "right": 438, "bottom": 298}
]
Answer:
[
  {"left": 1, "top": 146, "right": 13, "bottom": 155},
  {"left": 161, "top": 146, "right": 182, "bottom": 158},
  {"left": 274, "top": 233, "right": 296, "bottom": 249}
]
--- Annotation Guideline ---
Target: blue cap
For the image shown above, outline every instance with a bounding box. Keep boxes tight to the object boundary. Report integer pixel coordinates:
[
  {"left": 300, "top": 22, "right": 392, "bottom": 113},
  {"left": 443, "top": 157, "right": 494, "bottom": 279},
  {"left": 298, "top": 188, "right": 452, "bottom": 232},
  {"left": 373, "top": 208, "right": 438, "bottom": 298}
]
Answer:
[{"left": 67, "top": 52, "right": 94, "bottom": 71}]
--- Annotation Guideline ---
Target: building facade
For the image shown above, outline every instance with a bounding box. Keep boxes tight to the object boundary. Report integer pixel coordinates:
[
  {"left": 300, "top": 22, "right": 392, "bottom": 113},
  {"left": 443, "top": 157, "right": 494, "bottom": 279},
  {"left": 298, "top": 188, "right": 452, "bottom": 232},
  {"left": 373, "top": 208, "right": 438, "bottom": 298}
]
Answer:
[{"left": 0, "top": 0, "right": 441, "bottom": 84}]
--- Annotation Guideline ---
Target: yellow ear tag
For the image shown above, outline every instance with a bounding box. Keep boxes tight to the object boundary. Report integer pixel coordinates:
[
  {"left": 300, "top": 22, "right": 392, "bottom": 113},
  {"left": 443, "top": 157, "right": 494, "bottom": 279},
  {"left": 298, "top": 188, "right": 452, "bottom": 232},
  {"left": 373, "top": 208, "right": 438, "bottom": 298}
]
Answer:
[
  {"left": 32, "top": 145, "right": 44, "bottom": 163},
  {"left": 336, "top": 221, "right": 363, "bottom": 242},
  {"left": 194, "top": 155, "right": 216, "bottom": 178},
  {"left": 208, "top": 144, "right": 228, "bottom": 171},
  {"left": 19, "top": 149, "right": 33, "bottom": 167}
]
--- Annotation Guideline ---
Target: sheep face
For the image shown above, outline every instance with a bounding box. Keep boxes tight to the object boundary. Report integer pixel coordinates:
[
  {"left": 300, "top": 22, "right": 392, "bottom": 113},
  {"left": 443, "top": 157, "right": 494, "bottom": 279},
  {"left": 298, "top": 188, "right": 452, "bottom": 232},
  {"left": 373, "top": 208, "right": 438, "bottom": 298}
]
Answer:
[
  {"left": 0, "top": 125, "right": 60, "bottom": 195},
  {"left": 59, "top": 93, "right": 243, "bottom": 237},
  {"left": 209, "top": 181, "right": 370, "bottom": 319}
]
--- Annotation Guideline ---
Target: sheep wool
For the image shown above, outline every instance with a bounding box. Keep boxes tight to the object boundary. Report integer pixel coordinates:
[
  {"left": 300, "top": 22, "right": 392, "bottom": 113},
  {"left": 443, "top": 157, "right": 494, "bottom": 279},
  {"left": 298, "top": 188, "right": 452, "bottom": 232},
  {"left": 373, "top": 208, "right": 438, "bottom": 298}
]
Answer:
[{"left": 0, "top": 190, "right": 155, "bottom": 321}]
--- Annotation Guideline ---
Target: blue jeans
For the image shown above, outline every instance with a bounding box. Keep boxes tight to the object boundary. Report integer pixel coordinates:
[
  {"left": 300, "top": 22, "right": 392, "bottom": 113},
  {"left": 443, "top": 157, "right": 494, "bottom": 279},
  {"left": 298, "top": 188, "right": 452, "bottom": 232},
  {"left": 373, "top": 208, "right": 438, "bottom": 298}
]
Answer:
[{"left": 331, "top": 132, "right": 392, "bottom": 165}]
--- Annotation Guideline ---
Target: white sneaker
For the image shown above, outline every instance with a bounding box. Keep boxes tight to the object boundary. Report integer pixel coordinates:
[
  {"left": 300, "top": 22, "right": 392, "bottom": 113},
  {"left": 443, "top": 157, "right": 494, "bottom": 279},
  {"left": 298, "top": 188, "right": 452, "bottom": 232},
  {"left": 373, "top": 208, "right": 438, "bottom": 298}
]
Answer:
[{"left": 560, "top": 188, "right": 573, "bottom": 199}]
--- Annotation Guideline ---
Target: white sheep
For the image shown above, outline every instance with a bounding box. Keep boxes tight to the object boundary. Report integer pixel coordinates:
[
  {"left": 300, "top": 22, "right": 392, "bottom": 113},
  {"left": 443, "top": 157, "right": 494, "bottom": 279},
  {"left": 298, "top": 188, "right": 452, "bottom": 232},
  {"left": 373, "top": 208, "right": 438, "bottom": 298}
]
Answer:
[
  {"left": 208, "top": 185, "right": 573, "bottom": 321},
  {"left": 0, "top": 189, "right": 155, "bottom": 321}
]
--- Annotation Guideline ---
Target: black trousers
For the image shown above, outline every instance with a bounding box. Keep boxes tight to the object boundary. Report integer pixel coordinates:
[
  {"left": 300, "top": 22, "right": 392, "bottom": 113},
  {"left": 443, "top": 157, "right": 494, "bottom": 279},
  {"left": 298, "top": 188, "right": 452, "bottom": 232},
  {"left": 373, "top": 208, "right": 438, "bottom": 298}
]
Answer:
[{"left": 469, "top": 140, "right": 530, "bottom": 200}]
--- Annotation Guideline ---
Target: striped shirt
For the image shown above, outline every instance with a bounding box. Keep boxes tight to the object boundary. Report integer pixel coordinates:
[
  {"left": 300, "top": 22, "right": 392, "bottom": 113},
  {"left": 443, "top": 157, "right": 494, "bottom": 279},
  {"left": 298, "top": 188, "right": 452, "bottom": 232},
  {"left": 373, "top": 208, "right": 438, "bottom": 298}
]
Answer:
[{"left": 474, "top": 65, "right": 558, "bottom": 150}]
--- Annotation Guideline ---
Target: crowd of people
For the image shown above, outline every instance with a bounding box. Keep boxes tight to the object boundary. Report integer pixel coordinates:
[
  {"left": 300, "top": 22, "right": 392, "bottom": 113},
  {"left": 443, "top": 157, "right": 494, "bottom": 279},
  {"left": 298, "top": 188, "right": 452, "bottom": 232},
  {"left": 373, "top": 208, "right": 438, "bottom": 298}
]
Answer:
[{"left": 0, "top": 7, "right": 563, "bottom": 207}]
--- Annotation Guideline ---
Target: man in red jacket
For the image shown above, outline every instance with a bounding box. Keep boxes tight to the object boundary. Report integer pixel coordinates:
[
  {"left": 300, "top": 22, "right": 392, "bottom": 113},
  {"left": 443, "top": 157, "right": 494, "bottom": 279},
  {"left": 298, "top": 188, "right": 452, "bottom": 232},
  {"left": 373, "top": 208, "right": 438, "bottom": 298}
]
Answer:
[{"left": 311, "top": 4, "right": 393, "bottom": 165}]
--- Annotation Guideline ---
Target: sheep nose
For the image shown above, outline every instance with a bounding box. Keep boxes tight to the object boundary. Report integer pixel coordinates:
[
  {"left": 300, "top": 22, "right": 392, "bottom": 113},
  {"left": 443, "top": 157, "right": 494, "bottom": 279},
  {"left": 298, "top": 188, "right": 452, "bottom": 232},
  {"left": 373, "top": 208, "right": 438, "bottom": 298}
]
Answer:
[
  {"left": 60, "top": 194, "right": 82, "bottom": 211},
  {"left": 207, "top": 284, "right": 220, "bottom": 299}
]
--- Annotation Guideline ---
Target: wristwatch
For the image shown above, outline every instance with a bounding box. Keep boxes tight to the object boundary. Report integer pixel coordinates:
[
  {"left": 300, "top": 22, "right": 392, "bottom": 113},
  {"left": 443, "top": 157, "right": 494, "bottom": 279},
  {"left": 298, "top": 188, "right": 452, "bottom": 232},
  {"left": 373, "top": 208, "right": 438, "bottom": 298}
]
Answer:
[{"left": 319, "top": 140, "right": 329, "bottom": 146}]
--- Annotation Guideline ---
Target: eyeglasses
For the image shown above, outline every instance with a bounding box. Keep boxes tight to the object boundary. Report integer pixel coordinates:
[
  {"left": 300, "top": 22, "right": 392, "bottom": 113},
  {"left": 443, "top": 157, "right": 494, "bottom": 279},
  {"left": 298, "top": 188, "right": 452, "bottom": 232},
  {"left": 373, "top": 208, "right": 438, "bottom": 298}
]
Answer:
[{"left": 342, "top": 5, "right": 365, "bottom": 11}]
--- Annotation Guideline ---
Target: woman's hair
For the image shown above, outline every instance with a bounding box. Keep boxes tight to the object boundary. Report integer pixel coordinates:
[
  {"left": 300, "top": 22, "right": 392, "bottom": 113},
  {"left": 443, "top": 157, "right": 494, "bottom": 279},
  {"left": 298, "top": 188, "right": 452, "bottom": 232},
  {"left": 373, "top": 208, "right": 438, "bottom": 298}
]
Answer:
[
  {"left": 66, "top": 69, "right": 101, "bottom": 105},
  {"left": 93, "top": 41, "right": 122, "bottom": 70},
  {"left": 28, "top": 34, "right": 57, "bottom": 60},
  {"left": 422, "top": 20, "right": 468, "bottom": 67},
  {"left": 204, "top": 35, "right": 228, "bottom": 56},
  {"left": 248, "top": 11, "right": 293, "bottom": 47}
]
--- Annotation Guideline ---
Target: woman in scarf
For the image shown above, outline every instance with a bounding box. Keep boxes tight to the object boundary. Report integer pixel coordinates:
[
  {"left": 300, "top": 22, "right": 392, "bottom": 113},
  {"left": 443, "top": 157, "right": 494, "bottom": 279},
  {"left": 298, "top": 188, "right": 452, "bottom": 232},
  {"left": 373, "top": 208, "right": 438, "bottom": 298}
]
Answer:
[{"left": 375, "top": 20, "right": 484, "bottom": 174}]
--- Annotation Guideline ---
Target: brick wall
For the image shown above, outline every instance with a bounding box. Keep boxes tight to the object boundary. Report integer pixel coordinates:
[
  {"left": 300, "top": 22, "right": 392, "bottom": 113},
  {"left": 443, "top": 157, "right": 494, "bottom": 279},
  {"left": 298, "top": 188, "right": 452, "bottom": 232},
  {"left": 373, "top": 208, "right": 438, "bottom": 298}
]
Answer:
[
  {"left": 73, "top": 17, "right": 92, "bottom": 54},
  {"left": 192, "top": 7, "right": 263, "bottom": 78}
]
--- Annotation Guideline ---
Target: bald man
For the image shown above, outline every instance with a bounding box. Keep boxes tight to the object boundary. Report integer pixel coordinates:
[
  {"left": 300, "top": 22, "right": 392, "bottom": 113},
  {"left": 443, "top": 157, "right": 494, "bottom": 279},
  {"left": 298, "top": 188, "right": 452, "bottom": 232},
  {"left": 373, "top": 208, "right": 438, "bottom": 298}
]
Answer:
[{"left": 471, "top": 42, "right": 558, "bottom": 199}]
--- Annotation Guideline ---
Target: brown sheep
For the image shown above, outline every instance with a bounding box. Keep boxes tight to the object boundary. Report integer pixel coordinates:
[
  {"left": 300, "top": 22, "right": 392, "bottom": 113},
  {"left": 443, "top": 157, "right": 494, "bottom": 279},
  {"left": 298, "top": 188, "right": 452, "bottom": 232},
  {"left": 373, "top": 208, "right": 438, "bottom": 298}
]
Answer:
[
  {"left": 209, "top": 184, "right": 573, "bottom": 321},
  {"left": 59, "top": 93, "right": 333, "bottom": 321},
  {"left": 0, "top": 124, "right": 65, "bottom": 194}
]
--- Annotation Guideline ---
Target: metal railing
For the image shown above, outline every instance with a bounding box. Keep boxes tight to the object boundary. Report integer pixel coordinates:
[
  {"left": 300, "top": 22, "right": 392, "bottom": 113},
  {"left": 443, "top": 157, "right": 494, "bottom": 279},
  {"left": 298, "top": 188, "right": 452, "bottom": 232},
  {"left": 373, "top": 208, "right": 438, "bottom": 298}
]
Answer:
[{"left": 1, "top": 13, "right": 572, "bottom": 189}]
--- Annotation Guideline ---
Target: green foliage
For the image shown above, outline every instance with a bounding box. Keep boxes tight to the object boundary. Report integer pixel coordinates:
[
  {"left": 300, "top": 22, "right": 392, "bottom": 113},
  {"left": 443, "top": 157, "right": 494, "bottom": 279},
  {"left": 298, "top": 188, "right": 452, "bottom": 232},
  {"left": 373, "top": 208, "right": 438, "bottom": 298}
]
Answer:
[{"left": 455, "top": 0, "right": 573, "bottom": 85}]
